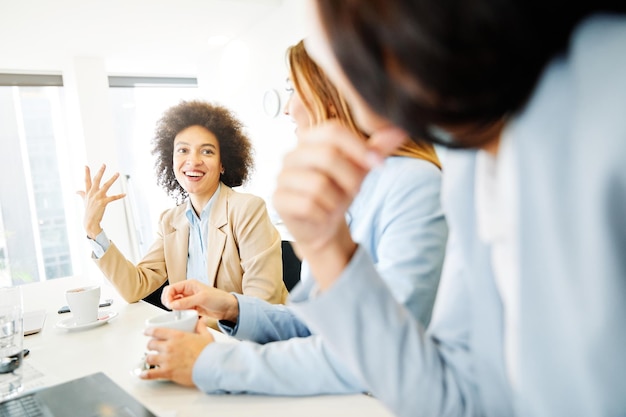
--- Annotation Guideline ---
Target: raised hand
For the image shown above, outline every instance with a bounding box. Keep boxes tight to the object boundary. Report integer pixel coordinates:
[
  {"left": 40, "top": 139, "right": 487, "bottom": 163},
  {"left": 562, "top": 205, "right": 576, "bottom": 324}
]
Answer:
[
  {"left": 273, "top": 121, "right": 406, "bottom": 289},
  {"left": 161, "top": 280, "right": 240, "bottom": 322},
  {"left": 76, "top": 164, "right": 126, "bottom": 239}
]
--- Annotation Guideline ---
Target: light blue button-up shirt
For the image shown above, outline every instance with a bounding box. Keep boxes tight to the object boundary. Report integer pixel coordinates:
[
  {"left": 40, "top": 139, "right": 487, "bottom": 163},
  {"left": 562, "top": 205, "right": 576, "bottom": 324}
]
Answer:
[{"left": 185, "top": 184, "right": 220, "bottom": 284}]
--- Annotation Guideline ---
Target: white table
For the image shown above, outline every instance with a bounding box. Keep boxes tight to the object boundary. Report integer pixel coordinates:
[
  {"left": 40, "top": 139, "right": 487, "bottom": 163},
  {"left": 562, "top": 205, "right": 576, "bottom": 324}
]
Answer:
[{"left": 20, "top": 276, "right": 394, "bottom": 417}]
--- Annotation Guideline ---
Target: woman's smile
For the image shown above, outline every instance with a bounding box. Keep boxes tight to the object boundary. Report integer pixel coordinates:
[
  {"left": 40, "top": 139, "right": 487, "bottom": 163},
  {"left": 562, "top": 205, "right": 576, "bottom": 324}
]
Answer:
[{"left": 173, "top": 125, "right": 223, "bottom": 210}]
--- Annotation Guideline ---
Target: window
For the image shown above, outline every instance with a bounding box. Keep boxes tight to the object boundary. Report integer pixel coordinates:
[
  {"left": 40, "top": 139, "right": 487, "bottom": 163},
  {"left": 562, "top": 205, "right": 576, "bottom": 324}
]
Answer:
[
  {"left": 108, "top": 77, "right": 199, "bottom": 258},
  {"left": 0, "top": 74, "right": 200, "bottom": 286},
  {"left": 0, "top": 75, "right": 73, "bottom": 285}
]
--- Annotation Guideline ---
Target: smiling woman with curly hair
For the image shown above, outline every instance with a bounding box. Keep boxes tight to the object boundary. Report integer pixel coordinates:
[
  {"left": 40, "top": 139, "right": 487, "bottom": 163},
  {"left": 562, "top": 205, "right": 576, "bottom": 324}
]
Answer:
[
  {"left": 152, "top": 101, "right": 253, "bottom": 204},
  {"left": 78, "top": 100, "right": 286, "bottom": 320}
]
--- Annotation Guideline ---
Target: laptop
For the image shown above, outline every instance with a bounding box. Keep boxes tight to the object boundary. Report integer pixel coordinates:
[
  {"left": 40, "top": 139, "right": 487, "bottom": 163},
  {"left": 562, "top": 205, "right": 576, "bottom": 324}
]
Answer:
[{"left": 0, "top": 372, "right": 157, "bottom": 417}]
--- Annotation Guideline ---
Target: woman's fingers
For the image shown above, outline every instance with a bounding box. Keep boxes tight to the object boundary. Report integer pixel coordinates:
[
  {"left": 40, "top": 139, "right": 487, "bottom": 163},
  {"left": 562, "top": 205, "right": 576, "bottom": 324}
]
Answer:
[
  {"left": 103, "top": 193, "right": 126, "bottom": 205},
  {"left": 160, "top": 285, "right": 172, "bottom": 307},
  {"left": 84, "top": 165, "right": 93, "bottom": 191},
  {"left": 81, "top": 164, "right": 124, "bottom": 199},
  {"left": 161, "top": 282, "right": 186, "bottom": 307},
  {"left": 282, "top": 143, "right": 368, "bottom": 200},
  {"left": 297, "top": 122, "right": 377, "bottom": 169},
  {"left": 163, "top": 280, "right": 210, "bottom": 311},
  {"left": 296, "top": 122, "right": 408, "bottom": 176},
  {"left": 169, "top": 294, "right": 202, "bottom": 311},
  {"left": 83, "top": 165, "right": 126, "bottom": 205},
  {"left": 366, "top": 126, "right": 409, "bottom": 158},
  {"left": 275, "top": 167, "right": 346, "bottom": 219},
  {"left": 91, "top": 170, "right": 122, "bottom": 200},
  {"left": 80, "top": 164, "right": 126, "bottom": 237},
  {"left": 91, "top": 164, "right": 107, "bottom": 190},
  {"left": 196, "top": 321, "right": 211, "bottom": 336},
  {"left": 100, "top": 171, "right": 121, "bottom": 193}
]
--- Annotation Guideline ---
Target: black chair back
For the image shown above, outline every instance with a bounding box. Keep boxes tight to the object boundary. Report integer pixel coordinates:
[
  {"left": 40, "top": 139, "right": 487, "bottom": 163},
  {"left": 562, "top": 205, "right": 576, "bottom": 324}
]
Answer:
[
  {"left": 142, "top": 280, "right": 169, "bottom": 310},
  {"left": 281, "top": 240, "right": 301, "bottom": 292}
]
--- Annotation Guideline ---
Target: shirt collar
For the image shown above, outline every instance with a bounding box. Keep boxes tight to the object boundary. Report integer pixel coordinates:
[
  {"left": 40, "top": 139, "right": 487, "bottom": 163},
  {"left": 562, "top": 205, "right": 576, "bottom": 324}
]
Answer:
[{"left": 185, "top": 183, "right": 221, "bottom": 225}]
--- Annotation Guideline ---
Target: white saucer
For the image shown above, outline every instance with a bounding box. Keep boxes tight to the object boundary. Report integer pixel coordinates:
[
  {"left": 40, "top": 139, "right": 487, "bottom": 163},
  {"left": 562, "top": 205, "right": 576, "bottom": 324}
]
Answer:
[{"left": 56, "top": 310, "right": 118, "bottom": 331}]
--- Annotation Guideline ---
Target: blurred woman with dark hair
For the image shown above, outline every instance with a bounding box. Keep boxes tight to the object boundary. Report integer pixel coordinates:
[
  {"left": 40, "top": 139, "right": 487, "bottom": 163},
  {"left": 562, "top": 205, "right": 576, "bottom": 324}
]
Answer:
[{"left": 274, "top": 1, "right": 626, "bottom": 416}]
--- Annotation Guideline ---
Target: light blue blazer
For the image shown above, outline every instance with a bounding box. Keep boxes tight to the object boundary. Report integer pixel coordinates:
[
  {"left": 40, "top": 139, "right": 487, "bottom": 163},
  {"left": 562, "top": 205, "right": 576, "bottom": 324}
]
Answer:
[
  {"left": 290, "top": 14, "right": 626, "bottom": 417},
  {"left": 193, "top": 156, "right": 448, "bottom": 395}
]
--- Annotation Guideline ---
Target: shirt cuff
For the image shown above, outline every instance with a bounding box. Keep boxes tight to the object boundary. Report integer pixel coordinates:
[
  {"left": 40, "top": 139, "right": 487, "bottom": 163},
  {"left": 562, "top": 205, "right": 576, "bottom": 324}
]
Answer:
[
  {"left": 217, "top": 293, "right": 243, "bottom": 336},
  {"left": 88, "top": 230, "right": 110, "bottom": 259}
]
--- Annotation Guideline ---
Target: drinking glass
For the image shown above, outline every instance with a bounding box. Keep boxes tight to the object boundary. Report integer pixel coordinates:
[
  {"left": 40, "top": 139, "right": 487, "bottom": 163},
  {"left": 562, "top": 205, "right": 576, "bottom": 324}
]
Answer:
[{"left": 0, "top": 286, "right": 23, "bottom": 400}]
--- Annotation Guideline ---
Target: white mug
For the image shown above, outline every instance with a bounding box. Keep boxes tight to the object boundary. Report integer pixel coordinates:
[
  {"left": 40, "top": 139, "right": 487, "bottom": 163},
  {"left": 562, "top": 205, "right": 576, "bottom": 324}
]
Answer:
[
  {"left": 144, "top": 310, "right": 198, "bottom": 333},
  {"left": 134, "top": 310, "right": 198, "bottom": 377},
  {"left": 65, "top": 286, "right": 101, "bottom": 325}
]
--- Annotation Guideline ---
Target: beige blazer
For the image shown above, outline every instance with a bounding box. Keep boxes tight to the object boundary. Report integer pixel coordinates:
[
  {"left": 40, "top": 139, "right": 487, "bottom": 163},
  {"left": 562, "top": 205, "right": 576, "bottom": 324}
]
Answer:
[{"left": 93, "top": 184, "right": 287, "bottom": 305}]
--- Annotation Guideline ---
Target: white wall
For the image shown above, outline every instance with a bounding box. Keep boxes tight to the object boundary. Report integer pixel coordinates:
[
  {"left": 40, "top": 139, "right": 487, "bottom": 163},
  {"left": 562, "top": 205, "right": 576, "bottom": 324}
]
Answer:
[{"left": 197, "top": 0, "right": 307, "bottom": 212}]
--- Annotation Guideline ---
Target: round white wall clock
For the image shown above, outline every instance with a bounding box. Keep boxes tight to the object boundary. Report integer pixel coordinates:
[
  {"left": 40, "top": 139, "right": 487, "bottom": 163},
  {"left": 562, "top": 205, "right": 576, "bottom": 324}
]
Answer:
[{"left": 263, "top": 89, "right": 281, "bottom": 118}]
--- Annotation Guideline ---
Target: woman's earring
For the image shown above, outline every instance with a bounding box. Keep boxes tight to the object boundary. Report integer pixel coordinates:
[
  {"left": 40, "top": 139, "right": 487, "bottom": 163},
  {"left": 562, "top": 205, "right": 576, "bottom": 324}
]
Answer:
[{"left": 220, "top": 168, "right": 225, "bottom": 175}]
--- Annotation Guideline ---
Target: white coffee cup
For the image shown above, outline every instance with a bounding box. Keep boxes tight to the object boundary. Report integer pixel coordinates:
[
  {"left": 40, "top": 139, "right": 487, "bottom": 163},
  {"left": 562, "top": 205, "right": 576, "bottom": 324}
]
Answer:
[
  {"left": 144, "top": 310, "right": 198, "bottom": 333},
  {"left": 65, "top": 286, "right": 101, "bottom": 325}
]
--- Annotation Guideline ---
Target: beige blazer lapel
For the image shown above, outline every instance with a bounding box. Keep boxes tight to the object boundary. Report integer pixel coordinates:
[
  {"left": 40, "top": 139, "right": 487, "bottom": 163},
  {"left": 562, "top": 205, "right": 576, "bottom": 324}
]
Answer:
[
  {"left": 205, "top": 185, "right": 228, "bottom": 287},
  {"left": 163, "top": 205, "right": 190, "bottom": 283}
]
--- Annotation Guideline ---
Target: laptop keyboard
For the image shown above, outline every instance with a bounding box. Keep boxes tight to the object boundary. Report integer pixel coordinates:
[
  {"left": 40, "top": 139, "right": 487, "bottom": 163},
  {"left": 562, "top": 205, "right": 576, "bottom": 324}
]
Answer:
[{"left": 0, "top": 395, "right": 46, "bottom": 417}]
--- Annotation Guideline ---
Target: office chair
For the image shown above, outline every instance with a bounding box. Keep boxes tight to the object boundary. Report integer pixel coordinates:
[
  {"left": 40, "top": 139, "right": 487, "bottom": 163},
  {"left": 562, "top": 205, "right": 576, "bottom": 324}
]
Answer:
[
  {"left": 281, "top": 240, "right": 302, "bottom": 292},
  {"left": 142, "top": 281, "right": 169, "bottom": 311}
]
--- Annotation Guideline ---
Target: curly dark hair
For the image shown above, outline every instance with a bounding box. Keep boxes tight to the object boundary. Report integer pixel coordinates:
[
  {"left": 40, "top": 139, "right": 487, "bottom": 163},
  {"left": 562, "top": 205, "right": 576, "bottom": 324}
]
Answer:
[{"left": 152, "top": 100, "right": 254, "bottom": 204}]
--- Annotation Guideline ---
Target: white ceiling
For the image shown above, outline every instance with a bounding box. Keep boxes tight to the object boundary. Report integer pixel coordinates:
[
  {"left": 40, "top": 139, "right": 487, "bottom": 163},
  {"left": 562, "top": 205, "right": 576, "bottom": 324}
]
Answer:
[{"left": 0, "top": 0, "right": 285, "bottom": 75}]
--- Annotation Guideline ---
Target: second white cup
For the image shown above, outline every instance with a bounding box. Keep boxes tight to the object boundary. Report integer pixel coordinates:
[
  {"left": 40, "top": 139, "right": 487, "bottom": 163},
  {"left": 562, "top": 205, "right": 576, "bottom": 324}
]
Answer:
[
  {"left": 65, "top": 285, "right": 101, "bottom": 325},
  {"left": 144, "top": 310, "right": 198, "bottom": 333}
]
